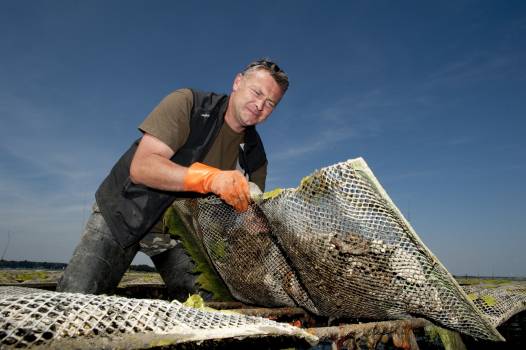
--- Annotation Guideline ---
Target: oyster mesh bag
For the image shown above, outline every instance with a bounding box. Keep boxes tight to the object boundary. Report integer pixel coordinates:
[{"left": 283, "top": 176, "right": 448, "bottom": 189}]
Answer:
[
  {"left": 172, "top": 157, "right": 505, "bottom": 341},
  {"left": 0, "top": 286, "right": 316, "bottom": 348},
  {"left": 3, "top": 158, "right": 522, "bottom": 348},
  {"left": 462, "top": 282, "right": 526, "bottom": 328}
]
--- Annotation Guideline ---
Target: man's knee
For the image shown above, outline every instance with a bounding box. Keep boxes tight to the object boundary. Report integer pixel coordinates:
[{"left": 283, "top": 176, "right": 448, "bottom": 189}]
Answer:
[
  {"left": 57, "top": 210, "right": 138, "bottom": 294},
  {"left": 151, "top": 243, "right": 198, "bottom": 301}
]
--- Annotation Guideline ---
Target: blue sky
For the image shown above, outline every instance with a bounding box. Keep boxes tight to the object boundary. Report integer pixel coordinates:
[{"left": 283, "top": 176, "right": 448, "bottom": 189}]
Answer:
[{"left": 1, "top": 1, "right": 525, "bottom": 276}]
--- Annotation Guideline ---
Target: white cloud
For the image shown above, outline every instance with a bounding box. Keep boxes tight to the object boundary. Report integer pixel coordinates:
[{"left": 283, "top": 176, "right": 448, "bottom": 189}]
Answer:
[
  {"left": 269, "top": 86, "right": 433, "bottom": 163},
  {"left": 270, "top": 127, "right": 353, "bottom": 161},
  {"left": 425, "top": 50, "right": 524, "bottom": 89}
]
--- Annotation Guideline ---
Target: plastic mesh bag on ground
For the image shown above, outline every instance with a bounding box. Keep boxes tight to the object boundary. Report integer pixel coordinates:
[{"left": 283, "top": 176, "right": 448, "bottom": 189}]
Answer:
[
  {"left": 462, "top": 282, "right": 526, "bottom": 327},
  {"left": 171, "top": 157, "right": 504, "bottom": 341},
  {"left": 0, "top": 286, "right": 317, "bottom": 348}
]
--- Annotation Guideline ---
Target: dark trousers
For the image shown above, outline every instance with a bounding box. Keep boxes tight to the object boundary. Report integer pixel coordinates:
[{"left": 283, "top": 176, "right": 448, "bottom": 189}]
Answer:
[{"left": 56, "top": 204, "right": 198, "bottom": 301}]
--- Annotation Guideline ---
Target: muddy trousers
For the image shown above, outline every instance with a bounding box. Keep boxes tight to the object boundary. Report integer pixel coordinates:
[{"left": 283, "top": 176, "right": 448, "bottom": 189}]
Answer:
[{"left": 56, "top": 205, "right": 198, "bottom": 301}]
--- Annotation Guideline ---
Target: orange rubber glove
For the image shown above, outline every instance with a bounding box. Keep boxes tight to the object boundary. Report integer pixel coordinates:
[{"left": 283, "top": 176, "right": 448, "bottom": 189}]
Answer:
[{"left": 183, "top": 162, "right": 250, "bottom": 212}]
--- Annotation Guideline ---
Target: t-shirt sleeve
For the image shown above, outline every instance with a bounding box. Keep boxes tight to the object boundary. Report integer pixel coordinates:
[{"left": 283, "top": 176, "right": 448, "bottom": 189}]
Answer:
[
  {"left": 250, "top": 160, "right": 267, "bottom": 192},
  {"left": 138, "top": 88, "right": 193, "bottom": 153}
]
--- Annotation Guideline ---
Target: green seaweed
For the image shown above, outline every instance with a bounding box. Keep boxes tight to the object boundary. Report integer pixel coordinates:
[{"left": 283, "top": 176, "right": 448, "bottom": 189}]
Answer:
[
  {"left": 425, "top": 325, "right": 467, "bottom": 350},
  {"left": 456, "top": 277, "right": 512, "bottom": 286},
  {"left": 15, "top": 271, "right": 49, "bottom": 282},
  {"left": 299, "top": 175, "right": 313, "bottom": 188},
  {"left": 297, "top": 171, "right": 330, "bottom": 203},
  {"left": 262, "top": 187, "right": 283, "bottom": 200},
  {"left": 467, "top": 292, "right": 497, "bottom": 307},
  {"left": 209, "top": 239, "right": 226, "bottom": 260},
  {"left": 481, "top": 295, "right": 497, "bottom": 307},
  {"left": 183, "top": 294, "right": 207, "bottom": 308},
  {"left": 164, "top": 207, "right": 233, "bottom": 301},
  {"left": 182, "top": 294, "right": 218, "bottom": 312}
]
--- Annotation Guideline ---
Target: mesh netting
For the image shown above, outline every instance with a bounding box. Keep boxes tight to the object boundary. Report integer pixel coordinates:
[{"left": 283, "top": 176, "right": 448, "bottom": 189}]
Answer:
[
  {"left": 172, "top": 158, "right": 506, "bottom": 341},
  {"left": 3, "top": 158, "right": 520, "bottom": 347},
  {"left": 462, "top": 282, "right": 526, "bottom": 328},
  {"left": 0, "top": 286, "right": 316, "bottom": 348}
]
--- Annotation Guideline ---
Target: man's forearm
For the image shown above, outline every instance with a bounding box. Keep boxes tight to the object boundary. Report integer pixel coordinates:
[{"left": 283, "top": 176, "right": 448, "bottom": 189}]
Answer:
[
  {"left": 129, "top": 134, "right": 250, "bottom": 212},
  {"left": 130, "top": 153, "right": 188, "bottom": 191}
]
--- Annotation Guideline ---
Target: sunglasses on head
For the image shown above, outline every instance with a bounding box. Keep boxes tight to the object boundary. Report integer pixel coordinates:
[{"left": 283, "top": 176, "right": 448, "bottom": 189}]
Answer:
[{"left": 247, "top": 60, "right": 282, "bottom": 73}]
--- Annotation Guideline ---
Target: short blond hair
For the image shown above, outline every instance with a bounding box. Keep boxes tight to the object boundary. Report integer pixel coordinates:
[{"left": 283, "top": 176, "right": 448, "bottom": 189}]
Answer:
[{"left": 242, "top": 58, "right": 289, "bottom": 93}]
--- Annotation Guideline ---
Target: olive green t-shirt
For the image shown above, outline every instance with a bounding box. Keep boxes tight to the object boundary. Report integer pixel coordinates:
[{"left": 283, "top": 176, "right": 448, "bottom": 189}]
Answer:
[{"left": 139, "top": 88, "right": 267, "bottom": 191}]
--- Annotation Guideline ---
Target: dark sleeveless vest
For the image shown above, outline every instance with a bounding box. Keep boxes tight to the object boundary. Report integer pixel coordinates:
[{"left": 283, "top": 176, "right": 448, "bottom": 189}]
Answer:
[{"left": 95, "top": 89, "right": 267, "bottom": 248}]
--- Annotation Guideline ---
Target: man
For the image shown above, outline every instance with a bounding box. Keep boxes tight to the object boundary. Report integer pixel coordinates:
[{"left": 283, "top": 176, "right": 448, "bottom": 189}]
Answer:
[{"left": 57, "top": 59, "right": 289, "bottom": 300}]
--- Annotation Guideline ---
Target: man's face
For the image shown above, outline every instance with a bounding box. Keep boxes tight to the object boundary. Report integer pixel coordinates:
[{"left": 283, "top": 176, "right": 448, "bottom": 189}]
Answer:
[{"left": 228, "top": 69, "right": 284, "bottom": 131}]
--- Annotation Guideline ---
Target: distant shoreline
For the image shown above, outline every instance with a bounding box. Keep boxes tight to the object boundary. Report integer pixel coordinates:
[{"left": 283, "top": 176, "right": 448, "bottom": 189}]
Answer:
[
  {"left": 1, "top": 259, "right": 524, "bottom": 280},
  {"left": 0, "top": 259, "right": 156, "bottom": 272}
]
